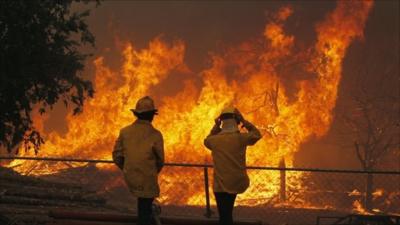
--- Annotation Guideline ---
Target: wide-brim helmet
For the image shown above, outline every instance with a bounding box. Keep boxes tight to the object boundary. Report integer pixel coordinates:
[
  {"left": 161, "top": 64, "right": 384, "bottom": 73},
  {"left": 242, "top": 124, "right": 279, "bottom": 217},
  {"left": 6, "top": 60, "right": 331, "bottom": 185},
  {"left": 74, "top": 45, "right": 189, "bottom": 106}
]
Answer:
[
  {"left": 220, "top": 106, "right": 236, "bottom": 116},
  {"left": 130, "top": 96, "right": 158, "bottom": 114}
]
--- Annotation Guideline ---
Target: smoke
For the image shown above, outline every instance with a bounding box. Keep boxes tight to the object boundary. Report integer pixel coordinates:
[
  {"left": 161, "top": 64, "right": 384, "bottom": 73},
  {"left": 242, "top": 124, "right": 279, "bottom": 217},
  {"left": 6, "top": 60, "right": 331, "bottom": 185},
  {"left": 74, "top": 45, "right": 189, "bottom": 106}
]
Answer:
[{"left": 40, "top": 1, "right": 399, "bottom": 170}]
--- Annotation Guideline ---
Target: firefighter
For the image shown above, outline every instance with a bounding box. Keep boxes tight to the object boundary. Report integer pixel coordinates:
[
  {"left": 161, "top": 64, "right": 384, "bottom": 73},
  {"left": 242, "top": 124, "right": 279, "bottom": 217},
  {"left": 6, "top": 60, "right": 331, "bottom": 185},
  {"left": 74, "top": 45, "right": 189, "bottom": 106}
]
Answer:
[
  {"left": 113, "top": 96, "right": 164, "bottom": 225},
  {"left": 204, "top": 107, "right": 261, "bottom": 225}
]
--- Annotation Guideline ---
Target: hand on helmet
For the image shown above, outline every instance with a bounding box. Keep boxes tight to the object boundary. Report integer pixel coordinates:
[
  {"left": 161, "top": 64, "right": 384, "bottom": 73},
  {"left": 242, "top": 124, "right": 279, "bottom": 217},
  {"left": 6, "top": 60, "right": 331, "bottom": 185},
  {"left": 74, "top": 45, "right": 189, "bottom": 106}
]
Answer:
[
  {"left": 234, "top": 108, "right": 245, "bottom": 123},
  {"left": 215, "top": 117, "right": 222, "bottom": 127}
]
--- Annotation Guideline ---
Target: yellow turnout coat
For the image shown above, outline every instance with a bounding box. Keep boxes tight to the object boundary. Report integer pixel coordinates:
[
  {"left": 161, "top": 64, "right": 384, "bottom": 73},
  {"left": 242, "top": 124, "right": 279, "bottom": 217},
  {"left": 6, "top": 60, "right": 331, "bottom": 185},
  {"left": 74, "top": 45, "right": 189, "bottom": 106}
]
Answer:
[
  {"left": 113, "top": 120, "right": 164, "bottom": 198},
  {"left": 204, "top": 120, "right": 261, "bottom": 194}
]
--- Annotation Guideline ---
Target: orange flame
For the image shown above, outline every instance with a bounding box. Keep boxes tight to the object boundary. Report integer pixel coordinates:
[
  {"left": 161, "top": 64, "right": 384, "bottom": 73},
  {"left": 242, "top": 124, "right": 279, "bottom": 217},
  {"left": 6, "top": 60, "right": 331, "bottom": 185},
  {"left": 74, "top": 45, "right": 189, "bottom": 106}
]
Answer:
[
  {"left": 372, "top": 188, "right": 384, "bottom": 199},
  {"left": 9, "top": 1, "right": 374, "bottom": 207},
  {"left": 352, "top": 200, "right": 371, "bottom": 215}
]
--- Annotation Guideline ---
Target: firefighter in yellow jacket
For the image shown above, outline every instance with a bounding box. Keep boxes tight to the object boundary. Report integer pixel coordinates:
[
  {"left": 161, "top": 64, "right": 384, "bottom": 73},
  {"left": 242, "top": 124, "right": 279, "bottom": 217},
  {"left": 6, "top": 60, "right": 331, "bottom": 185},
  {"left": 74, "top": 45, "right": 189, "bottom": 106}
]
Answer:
[
  {"left": 113, "top": 96, "right": 164, "bottom": 225},
  {"left": 204, "top": 107, "right": 261, "bottom": 225}
]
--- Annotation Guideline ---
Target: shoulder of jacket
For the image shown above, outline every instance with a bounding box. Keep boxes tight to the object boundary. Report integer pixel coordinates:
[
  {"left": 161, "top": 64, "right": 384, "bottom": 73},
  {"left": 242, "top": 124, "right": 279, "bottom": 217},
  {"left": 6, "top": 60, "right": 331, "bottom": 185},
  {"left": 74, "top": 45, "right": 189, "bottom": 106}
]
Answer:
[
  {"left": 152, "top": 128, "right": 163, "bottom": 137},
  {"left": 205, "top": 133, "right": 222, "bottom": 141},
  {"left": 120, "top": 124, "right": 134, "bottom": 133}
]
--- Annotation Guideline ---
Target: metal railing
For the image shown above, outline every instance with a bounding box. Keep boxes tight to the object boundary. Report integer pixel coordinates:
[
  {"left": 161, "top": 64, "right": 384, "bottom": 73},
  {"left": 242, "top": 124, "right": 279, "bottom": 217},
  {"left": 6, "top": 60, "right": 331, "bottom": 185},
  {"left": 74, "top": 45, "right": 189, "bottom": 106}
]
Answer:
[
  {"left": 316, "top": 215, "right": 400, "bottom": 225},
  {"left": 1, "top": 156, "right": 399, "bottom": 225},
  {"left": 1, "top": 156, "right": 399, "bottom": 174}
]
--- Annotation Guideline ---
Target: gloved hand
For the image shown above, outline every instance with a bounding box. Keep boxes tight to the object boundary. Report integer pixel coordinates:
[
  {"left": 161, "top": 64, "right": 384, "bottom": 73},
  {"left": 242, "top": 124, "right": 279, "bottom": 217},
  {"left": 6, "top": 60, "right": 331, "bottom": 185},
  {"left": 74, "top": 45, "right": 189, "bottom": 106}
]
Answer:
[
  {"left": 234, "top": 108, "right": 245, "bottom": 124},
  {"left": 214, "top": 117, "right": 222, "bottom": 127}
]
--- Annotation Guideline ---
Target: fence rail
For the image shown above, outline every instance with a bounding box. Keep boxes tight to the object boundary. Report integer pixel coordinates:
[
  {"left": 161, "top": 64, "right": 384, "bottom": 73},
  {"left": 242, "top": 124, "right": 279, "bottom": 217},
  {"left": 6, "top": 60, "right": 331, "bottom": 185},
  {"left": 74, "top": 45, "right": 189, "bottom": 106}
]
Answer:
[
  {"left": 1, "top": 156, "right": 399, "bottom": 225},
  {"left": 1, "top": 156, "right": 399, "bottom": 174}
]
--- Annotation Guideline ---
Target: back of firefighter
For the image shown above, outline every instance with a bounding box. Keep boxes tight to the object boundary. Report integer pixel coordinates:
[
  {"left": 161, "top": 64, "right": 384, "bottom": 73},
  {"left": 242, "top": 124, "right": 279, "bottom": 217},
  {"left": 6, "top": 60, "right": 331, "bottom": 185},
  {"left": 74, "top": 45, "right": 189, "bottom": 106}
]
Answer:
[
  {"left": 113, "top": 96, "right": 164, "bottom": 225},
  {"left": 204, "top": 107, "right": 261, "bottom": 225}
]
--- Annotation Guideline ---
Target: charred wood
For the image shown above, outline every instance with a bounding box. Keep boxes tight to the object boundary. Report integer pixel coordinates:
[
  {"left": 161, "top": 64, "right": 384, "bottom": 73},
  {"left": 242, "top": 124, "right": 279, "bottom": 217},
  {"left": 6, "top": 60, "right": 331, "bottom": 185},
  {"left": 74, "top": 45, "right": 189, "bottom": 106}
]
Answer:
[
  {"left": 0, "top": 195, "right": 103, "bottom": 208},
  {"left": 46, "top": 221, "right": 136, "bottom": 225},
  {"left": 0, "top": 169, "right": 83, "bottom": 190},
  {"left": 1, "top": 188, "right": 105, "bottom": 204}
]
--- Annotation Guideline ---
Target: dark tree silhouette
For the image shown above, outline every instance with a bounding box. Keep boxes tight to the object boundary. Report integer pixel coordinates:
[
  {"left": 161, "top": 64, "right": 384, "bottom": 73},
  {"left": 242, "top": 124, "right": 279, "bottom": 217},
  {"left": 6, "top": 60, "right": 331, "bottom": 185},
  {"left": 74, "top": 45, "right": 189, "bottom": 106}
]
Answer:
[
  {"left": 337, "top": 50, "right": 400, "bottom": 211},
  {"left": 0, "top": 0, "right": 97, "bottom": 152}
]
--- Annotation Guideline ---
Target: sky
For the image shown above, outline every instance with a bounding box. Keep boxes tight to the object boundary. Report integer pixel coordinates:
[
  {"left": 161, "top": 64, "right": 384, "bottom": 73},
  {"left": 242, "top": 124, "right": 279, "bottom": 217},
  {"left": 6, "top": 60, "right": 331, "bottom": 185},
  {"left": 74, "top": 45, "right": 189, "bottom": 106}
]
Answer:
[{"left": 40, "top": 0, "right": 400, "bottom": 169}]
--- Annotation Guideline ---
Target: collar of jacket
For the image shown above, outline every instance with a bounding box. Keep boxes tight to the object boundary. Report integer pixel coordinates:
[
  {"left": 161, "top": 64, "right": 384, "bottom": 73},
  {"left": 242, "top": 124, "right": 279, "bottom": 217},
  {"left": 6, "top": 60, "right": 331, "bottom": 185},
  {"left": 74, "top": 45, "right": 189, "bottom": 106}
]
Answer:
[{"left": 134, "top": 119, "right": 152, "bottom": 125}]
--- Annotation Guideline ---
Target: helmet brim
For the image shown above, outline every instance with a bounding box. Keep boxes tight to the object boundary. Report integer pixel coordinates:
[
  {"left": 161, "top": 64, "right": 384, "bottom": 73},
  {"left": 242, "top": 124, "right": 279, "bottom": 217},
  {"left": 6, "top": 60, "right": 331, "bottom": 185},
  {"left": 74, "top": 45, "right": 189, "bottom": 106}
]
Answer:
[{"left": 130, "top": 109, "right": 158, "bottom": 115}]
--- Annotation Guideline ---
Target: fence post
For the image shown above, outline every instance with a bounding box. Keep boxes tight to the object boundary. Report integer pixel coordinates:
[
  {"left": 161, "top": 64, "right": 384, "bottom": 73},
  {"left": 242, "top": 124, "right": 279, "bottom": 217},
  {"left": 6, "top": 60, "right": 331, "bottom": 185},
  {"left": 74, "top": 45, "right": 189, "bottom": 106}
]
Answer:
[
  {"left": 203, "top": 167, "right": 212, "bottom": 218},
  {"left": 365, "top": 171, "right": 373, "bottom": 212},
  {"left": 279, "top": 158, "right": 286, "bottom": 202}
]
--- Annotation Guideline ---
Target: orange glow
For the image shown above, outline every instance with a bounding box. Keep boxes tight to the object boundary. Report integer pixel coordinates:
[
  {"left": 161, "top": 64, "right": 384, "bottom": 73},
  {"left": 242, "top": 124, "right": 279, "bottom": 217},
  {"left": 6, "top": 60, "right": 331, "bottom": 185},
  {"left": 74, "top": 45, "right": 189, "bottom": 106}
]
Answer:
[
  {"left": 352, "top": 200, "right": 371, "bottom": 215},
  {"left": 348, "top": 189, "right": 362, "bottom": 197},
  {"left": 8, "top": 1, "right": 374, "bottom": 208},
  {"left": 372, "top": 188, "right": 384, "bottom": 199}
]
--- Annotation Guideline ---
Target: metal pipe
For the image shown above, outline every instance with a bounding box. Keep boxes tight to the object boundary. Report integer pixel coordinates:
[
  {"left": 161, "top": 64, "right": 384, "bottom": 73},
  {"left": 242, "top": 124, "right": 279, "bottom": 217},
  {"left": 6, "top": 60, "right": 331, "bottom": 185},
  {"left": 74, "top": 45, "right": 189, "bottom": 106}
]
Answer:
[
  {"left": 49, "top": 209, "right": 262, "bottom": 225},
  {"left": 1, "top": 156, "right": 399, "bottom": 174},
  {"left": 203, "top": 167, "right": 212, "bottom": 218}
]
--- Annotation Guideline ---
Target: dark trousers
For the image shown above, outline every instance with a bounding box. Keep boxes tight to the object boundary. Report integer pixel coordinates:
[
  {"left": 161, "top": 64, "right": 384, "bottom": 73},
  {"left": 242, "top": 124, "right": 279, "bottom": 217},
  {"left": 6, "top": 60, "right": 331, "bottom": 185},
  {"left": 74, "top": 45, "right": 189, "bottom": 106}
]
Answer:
[
  {"left": 214, "top": 192, "right": 237, "bottom": 225},
  {"left": 137, "top": 197, "right": 154, "bottom": 225}
]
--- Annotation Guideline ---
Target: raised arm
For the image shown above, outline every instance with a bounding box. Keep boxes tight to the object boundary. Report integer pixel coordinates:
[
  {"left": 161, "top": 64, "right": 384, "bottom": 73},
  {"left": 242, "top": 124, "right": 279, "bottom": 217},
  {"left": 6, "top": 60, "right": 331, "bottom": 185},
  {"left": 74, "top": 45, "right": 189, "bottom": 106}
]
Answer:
[
  {"left": 204, "top": 118, "right": 221, "bottom": 150},
  {"left": 235, "top": 109, "right": 261, "bottom": 146},
  {"left": 241, "top": 119, "right": 262, "bottom": 145}
]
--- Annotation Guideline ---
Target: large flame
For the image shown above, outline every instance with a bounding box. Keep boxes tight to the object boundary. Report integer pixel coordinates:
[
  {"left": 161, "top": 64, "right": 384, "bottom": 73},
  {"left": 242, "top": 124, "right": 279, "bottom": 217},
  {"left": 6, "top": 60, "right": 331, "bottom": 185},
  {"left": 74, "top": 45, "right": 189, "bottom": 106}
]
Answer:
[{"left": 9, "top": 1, "right": 373, "bottom": 207}]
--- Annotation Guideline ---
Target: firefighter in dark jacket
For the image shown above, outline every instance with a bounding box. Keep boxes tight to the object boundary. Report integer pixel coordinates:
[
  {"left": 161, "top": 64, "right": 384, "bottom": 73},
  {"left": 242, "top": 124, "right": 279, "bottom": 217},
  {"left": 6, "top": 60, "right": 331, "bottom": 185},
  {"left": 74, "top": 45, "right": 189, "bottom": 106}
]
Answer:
[
  {"left": 113, "top": 96, "right": 164, "bottom": 225},
  {"left": 204, "top": 107, "right": 261, "bottom": 225}
]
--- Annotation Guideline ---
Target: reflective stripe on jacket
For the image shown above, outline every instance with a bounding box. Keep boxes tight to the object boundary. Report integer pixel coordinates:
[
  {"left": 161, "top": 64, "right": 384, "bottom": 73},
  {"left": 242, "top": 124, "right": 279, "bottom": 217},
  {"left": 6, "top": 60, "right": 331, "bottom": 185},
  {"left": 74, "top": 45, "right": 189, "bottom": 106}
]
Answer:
[
  {"left": 204, "top": 120, "right": 261, "bottom": 194},
  {"left": 113, "top": 119, "right": 164, "bottom": 198}
]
